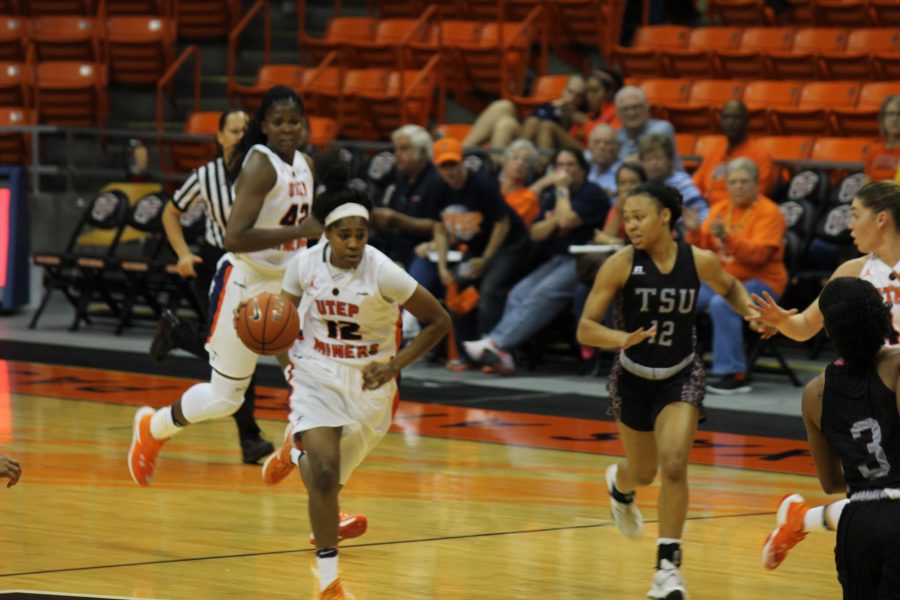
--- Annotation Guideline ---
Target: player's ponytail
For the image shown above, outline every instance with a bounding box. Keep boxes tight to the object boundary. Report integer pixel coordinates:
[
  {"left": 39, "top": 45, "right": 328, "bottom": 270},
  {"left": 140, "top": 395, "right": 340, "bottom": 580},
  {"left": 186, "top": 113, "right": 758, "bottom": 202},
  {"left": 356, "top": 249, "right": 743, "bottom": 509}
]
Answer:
[
  {"left": 820, "top": 277, "right": 895, "bottom": 370},
  {"left": 312, "top": 146, "right": 373, "bottom": 227}
]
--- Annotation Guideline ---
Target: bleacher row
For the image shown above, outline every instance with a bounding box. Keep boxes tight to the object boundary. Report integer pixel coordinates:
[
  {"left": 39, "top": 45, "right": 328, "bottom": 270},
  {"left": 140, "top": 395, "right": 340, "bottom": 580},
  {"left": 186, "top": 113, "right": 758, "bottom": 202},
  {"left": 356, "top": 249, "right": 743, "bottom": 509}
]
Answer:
[
  {"left": 615, "top": 26, "right": 900, "bottom": 81},
  {"left": 706, "top": 0, "right": 900, "bottom": 28}
]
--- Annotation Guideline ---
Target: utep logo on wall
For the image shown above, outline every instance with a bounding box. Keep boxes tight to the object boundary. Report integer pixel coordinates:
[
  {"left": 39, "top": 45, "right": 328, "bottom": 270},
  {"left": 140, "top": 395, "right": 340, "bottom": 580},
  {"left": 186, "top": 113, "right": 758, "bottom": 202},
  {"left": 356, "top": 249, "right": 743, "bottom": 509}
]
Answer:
[
  {"left": 132, "top": 194, "right": 164, "bottom": 226},
  {"left": 91, "top": 192, "right": 121, "bottom": 222}
]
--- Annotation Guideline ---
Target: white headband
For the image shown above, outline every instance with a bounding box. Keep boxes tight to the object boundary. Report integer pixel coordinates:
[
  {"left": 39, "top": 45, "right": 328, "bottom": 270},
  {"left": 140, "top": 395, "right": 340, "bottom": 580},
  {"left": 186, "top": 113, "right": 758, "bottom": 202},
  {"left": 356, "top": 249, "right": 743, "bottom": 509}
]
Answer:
[{"left": 324, "top": 203, "right": 369, "bottom": 227}]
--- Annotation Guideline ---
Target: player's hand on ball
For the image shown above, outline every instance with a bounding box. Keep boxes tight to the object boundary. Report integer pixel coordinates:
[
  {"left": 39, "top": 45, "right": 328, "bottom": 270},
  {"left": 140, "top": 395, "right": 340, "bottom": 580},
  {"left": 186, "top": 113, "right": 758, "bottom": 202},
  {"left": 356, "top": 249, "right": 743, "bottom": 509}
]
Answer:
[{"left": 361, "top": 361, "right": 396, "bottom": 390}]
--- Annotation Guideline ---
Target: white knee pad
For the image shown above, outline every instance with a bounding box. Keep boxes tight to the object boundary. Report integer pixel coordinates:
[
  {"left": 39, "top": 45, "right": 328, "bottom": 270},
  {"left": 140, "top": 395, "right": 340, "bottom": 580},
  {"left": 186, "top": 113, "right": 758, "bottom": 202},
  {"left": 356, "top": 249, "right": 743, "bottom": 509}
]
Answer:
[{"left": 181, "top": 371, "right": 251, "bottom": 424}]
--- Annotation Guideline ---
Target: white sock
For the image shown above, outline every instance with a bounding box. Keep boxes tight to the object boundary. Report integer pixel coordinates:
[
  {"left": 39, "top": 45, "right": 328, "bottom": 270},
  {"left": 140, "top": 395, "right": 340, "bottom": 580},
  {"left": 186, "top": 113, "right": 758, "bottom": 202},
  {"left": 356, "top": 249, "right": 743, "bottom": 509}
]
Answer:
[
  {"left": 149, "top": 407, "right": 182, "bottom": 440},
  {"left": 316, "top": 550, "right": 339, "bottom": 591},
  {"left": 802, "top": 500, "right": 846, "bottom": 532},
  {"left": 289, "top": 447, "right": 303, "bottom": 466}
]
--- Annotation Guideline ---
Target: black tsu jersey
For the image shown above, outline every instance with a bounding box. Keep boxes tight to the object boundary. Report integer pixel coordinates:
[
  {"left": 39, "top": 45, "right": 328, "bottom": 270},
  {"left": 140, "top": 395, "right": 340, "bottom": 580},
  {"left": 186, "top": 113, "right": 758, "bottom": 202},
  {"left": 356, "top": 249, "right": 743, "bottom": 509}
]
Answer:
[
  {"left": 615, "top": 241, "right": 700, "bottom": 369},
  {"left": 822, "top": 360, "right": 900, "bottom": 495}
]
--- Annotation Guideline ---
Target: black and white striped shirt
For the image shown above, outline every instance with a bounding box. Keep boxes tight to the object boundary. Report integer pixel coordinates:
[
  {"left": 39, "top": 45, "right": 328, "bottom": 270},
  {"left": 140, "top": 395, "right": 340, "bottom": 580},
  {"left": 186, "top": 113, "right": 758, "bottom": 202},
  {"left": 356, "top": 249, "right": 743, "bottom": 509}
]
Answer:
[{"left": 172, "top": 156, "right": 233, "bottom": 248}]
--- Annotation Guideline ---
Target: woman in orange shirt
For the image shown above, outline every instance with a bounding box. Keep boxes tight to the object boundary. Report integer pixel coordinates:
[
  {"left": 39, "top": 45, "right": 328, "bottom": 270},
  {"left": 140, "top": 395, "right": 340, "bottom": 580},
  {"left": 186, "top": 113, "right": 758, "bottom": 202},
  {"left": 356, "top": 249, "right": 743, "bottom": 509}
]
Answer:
[
  {"left": 684, "top": 157, "right": 786, "bottom": 394},
  {"left": 863, "top": 95, "right": 900, "bottom": 182}
]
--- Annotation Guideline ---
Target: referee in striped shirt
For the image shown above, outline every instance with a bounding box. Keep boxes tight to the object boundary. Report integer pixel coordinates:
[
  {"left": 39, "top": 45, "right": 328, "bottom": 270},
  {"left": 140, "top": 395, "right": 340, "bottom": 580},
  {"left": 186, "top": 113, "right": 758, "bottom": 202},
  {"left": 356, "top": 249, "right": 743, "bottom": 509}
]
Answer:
[{"left": 149, "top": 109, "right": 274, "bottom": 464}]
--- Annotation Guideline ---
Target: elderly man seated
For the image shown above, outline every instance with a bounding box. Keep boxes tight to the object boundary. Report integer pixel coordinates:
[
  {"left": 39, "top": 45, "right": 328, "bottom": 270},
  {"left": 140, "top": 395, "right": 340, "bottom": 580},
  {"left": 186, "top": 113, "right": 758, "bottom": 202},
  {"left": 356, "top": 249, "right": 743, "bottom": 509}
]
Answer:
[{"left": 684, "top": 157, "right": 787, "bottom": 394}]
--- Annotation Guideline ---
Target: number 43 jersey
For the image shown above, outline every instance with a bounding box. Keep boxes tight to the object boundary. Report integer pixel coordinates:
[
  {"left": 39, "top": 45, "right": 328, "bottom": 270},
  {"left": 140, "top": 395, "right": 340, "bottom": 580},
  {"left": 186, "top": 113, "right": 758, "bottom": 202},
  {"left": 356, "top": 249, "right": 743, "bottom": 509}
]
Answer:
[
  {"left": 236, "top": 144, "right": 313, "bottom": 274},
  {"left": 822, "top": 360, "right": 900, "bottom": 495},
  {"left": 283, "top": 243, "right": 418, "bottom": 367},
  {"left": 616, "top": 241, "right": 700, "bottom": 370}
]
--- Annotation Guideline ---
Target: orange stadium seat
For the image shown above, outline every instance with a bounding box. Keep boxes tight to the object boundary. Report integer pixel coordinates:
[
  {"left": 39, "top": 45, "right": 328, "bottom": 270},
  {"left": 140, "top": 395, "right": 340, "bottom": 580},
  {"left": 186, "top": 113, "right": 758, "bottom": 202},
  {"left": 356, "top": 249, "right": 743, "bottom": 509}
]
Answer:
[
  {"left": 767, "top": 27, "right": 848, "bottom": 80},
  {"left": 613, "top": 25, "right": 689, "bottom": 78},
  {"left": 34, "top": 61, "right": 107, "bottom": 127},
  {"left": 676, "top": 132, "right": 698, "bottom": 170},
  {"left": 717, "top": 27, "right": 794, "bottom": 79},
  {"left": 772, "top": 81, "right": 861, "bottom": 135},
  {"left": 301, "top": 17, "right": 377, "bottom": 65},
  {"left": 639, "top": 78, "right": 691, "bottom": 120},
  {"left": 306, "top": 116, "right": 338, "bottom": 149},
  {"left": 0, "top": 61, "right": 29, "bottom": 106},
  {"left": 352, "top": 18, "right": 420, "bottom": 69},
  {"left": 232, "top": 64, "right": 304, "bottom": 114},
  {"left": 168, "top": 110, "right": 219, "bottom": 174},
  {"left": 755, "top": 135, "right": 813, "bottom": 182},
  {"left": 708, "top": 0, "right": 776, "bottom": 26},
  {"left": 173, "top": 0, "right": 241, "bottom": 40},
  {"left": 665, "top": 79, "right": 745, "bottom": 134},
  {"left": 361, "top": 57, "right": 440, "bottom": 140},
  {"left": 810, "top": 136, "right": 872, "bottom": 165},
  {"left": 21, "top": 0, "right": 93, "bottom": 15},
  {"left": 298, "top": 58, "right": 342, "bottom": 120},
  {"left": 743, "top": 80, "right": 803, "bottom": 134},
  {"left": 508, "top": 74, "right": 569, "bottom": 119},
  {"left": 106, "top": 16, "right": 177, "bottom": 86},
  {"left": 820, "top": 28, "right": 900, "bottom": 80},
  {"left": 664, "top": 26, "right": 742, "bottom": 78},
  {"left": 831, "top": 81, "right": 900, "bottom": 136},
  {"left": 337, "top": 68, "right": 390, "bottom": 141},
  {"left": 814, "top": 0, "right": 871, "bottom": 27},
  {"left": 0, "top": 17, "right": 28, "bottom": 62},
  {"left": 550, "top": 0, "right": 625, "bottom": 69},
  {"left": 868, "top": 0, "right": 900, "bottom": 26},
  {"left": 31, "top": 16, "right": 102, "bottom": 63},
  {"left": 0, "top": 106, "right": 30, "bottom": 166}
]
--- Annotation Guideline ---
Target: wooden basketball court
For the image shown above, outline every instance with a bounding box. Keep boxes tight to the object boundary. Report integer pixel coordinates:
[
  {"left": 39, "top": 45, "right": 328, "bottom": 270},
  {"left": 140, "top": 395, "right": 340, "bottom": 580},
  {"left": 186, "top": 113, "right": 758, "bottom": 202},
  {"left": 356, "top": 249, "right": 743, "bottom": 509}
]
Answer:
[{"left": 0, "top": 359, "right": 841, "bottom": 599}]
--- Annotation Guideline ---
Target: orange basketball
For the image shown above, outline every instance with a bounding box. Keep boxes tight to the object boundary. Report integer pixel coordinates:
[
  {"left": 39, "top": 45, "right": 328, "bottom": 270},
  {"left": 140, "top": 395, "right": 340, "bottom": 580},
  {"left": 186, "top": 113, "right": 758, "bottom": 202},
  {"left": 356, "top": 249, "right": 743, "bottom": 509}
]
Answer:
[{"left": 235, "top": 292, "right": 300, "bottom": 355}]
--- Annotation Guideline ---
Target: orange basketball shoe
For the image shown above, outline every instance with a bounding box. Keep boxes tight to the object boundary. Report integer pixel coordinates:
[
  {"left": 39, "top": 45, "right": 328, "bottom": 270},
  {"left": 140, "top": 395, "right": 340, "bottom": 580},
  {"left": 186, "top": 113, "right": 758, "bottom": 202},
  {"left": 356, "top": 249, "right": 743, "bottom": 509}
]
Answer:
[
  {"left": 309, "top": 512, "right": 369, "bottom": 545},
  {"left": 127, "top": 406, "right": 165, "bottom": 486},
  {"left": 261, "top": 424, "right": 298, "bottom": 485},
  {"left": 762, "top": 493, "right": 809, "bottom": 570},
  {"left": 319, "top": 578, "right": 345, "bottom": 600}
]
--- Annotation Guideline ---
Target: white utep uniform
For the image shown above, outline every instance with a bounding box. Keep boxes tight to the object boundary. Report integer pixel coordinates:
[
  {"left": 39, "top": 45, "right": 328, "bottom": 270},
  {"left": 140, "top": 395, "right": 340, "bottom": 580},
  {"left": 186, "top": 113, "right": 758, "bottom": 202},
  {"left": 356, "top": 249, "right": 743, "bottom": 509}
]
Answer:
[
  {"left": 207, "top": 145, "right": 314, "bottom": 378},
  {"left": 283, "top": 242, "right": 418, "bottom": 484},
  {"left": 859, "top": 253, "right": 900, "bottom": 341}
]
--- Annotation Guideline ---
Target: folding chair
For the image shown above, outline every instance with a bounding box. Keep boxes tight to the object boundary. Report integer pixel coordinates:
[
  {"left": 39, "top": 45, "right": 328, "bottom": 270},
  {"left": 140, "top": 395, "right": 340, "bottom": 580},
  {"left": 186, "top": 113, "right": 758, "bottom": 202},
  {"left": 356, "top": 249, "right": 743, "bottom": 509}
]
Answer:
[{"left": 29, "top": 189, "right": 130, "bottom": 330}]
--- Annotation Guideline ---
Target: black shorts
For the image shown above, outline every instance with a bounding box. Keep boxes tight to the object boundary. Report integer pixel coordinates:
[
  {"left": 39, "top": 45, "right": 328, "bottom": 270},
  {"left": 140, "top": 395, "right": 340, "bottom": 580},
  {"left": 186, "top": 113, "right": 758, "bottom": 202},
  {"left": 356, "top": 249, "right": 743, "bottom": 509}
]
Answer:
[
  {"left": 606, "top": 354, "right": 706, "bottom": 432},
  {"left": 835, "top": 499, "right": 900, "bottom": 599}
]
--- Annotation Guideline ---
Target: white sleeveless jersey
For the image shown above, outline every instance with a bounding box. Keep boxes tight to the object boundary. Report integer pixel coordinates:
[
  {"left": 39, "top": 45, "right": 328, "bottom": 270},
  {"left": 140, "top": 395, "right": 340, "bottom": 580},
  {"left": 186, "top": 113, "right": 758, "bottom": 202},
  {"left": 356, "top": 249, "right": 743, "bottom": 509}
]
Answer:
[
  {"left": 235, "top": 144, "right": 314, "bottom": 274},
  {"left": 288, "top": 244, "right": 414, "bottom": 367},
  {"left": 859, "top": 253, "right": 900, "bottom": 341}
]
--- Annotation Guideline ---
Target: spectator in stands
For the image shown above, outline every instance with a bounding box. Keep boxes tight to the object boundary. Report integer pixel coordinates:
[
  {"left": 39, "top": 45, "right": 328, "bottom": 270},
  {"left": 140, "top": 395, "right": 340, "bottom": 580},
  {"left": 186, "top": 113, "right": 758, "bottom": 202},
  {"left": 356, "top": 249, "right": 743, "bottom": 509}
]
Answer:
[
  {"left": 425, "top": 138, "right": 530, "bottom": 343},
  {"left": 573, "top": 68, "right": 623, "bottom": 147},
  {"left": 586, "top": 124, "right": 622, "bottom": 198},
  {"left": 499, "top": 139, "right": 558, "bottom": 227},
  {"left": 684, "top": 158, "right": 787, "bottom": 394},
  {"left": 639, "top": 133, "right": 709, "bottom": 224},
  {"left": 519, "top": 74, "right": 589, "bottom": 153},
  {"left": 614, "top": 85, "right": 682, "bottom": 170},
  {"left": 461, "top": 74, "right": 585, "bottom": 151},
  {"left": 594, "top": 162, "right": 648, "bottom": 245},
  {"left": 371, "top": 125, "right": 441, "bottom": 268},
  {"left": 692, "top": 100, "right": 776, "bottom": 208},
  {"left": 863, "top": 95, "right": 900, "bottom": 182},
  {"left": 462, "top": 148, "right": 610, "bottom": 375}
]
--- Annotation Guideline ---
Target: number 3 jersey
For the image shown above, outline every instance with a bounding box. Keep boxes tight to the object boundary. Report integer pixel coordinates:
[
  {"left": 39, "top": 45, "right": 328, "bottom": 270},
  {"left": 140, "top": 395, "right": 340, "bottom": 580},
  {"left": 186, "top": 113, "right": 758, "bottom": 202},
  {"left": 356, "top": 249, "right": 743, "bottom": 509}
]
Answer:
[
  {"left": 822, "top": 359, "right": 900, "bottom": 495},
  {"left": 283, "top": 243, "right": 418, "bottom": 367},
  {"left": 235, "top": 144, "right": 313, "bottom": 274},
  {"left": 615, "top": 241, "right": 700, "bottom": 370}
]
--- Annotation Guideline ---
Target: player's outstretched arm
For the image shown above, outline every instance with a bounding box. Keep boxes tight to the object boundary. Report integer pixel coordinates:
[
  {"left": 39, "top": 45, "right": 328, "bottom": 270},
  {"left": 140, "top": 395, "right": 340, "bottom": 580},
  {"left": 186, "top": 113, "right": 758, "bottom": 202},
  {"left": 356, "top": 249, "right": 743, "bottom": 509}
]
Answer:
[
  {"left": 362, "top": 286, "right": 451, "bottom": 390},
  {"left": 694, "top": 246, "right": 756, "bottom": 320},
  {"left": 0, "top": 454, "right": 21, "bottom": 488}
]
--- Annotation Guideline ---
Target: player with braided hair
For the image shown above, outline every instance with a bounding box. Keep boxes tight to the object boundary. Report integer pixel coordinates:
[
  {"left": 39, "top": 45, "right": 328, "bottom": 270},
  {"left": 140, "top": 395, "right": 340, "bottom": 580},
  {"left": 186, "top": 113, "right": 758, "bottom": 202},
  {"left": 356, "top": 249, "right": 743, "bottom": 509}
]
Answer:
[
  {"left": 262, "top": 148, "right": 450, "bottom": 599},
  {"left": 753, "top": 181, "right": 900, "bottom": 569},
  {"left": 128, "top": 86, "right": 320, "bottom": 486},
  {"left": 789, "top": 277, "right": 900, "bottom": 598},
  {"left": 578, "top": 180, "right": 756, "bottom": 599}
]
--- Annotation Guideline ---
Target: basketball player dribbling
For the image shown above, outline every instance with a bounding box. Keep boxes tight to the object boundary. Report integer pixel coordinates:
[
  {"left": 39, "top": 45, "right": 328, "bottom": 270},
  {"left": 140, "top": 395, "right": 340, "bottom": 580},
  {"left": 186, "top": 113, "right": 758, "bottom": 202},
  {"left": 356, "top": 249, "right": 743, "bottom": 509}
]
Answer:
[
  {"left": 749, "top": 181, "right": 900, "bottom": 569},
  {"left": 577, "top": 180, "right": 756, "bottom": 599},
  {"left": 261, "top": 150, "right": 451, "bottom": 599},
  {"left": 127, "top": 86, "right": 319, "bottom": 486}
]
